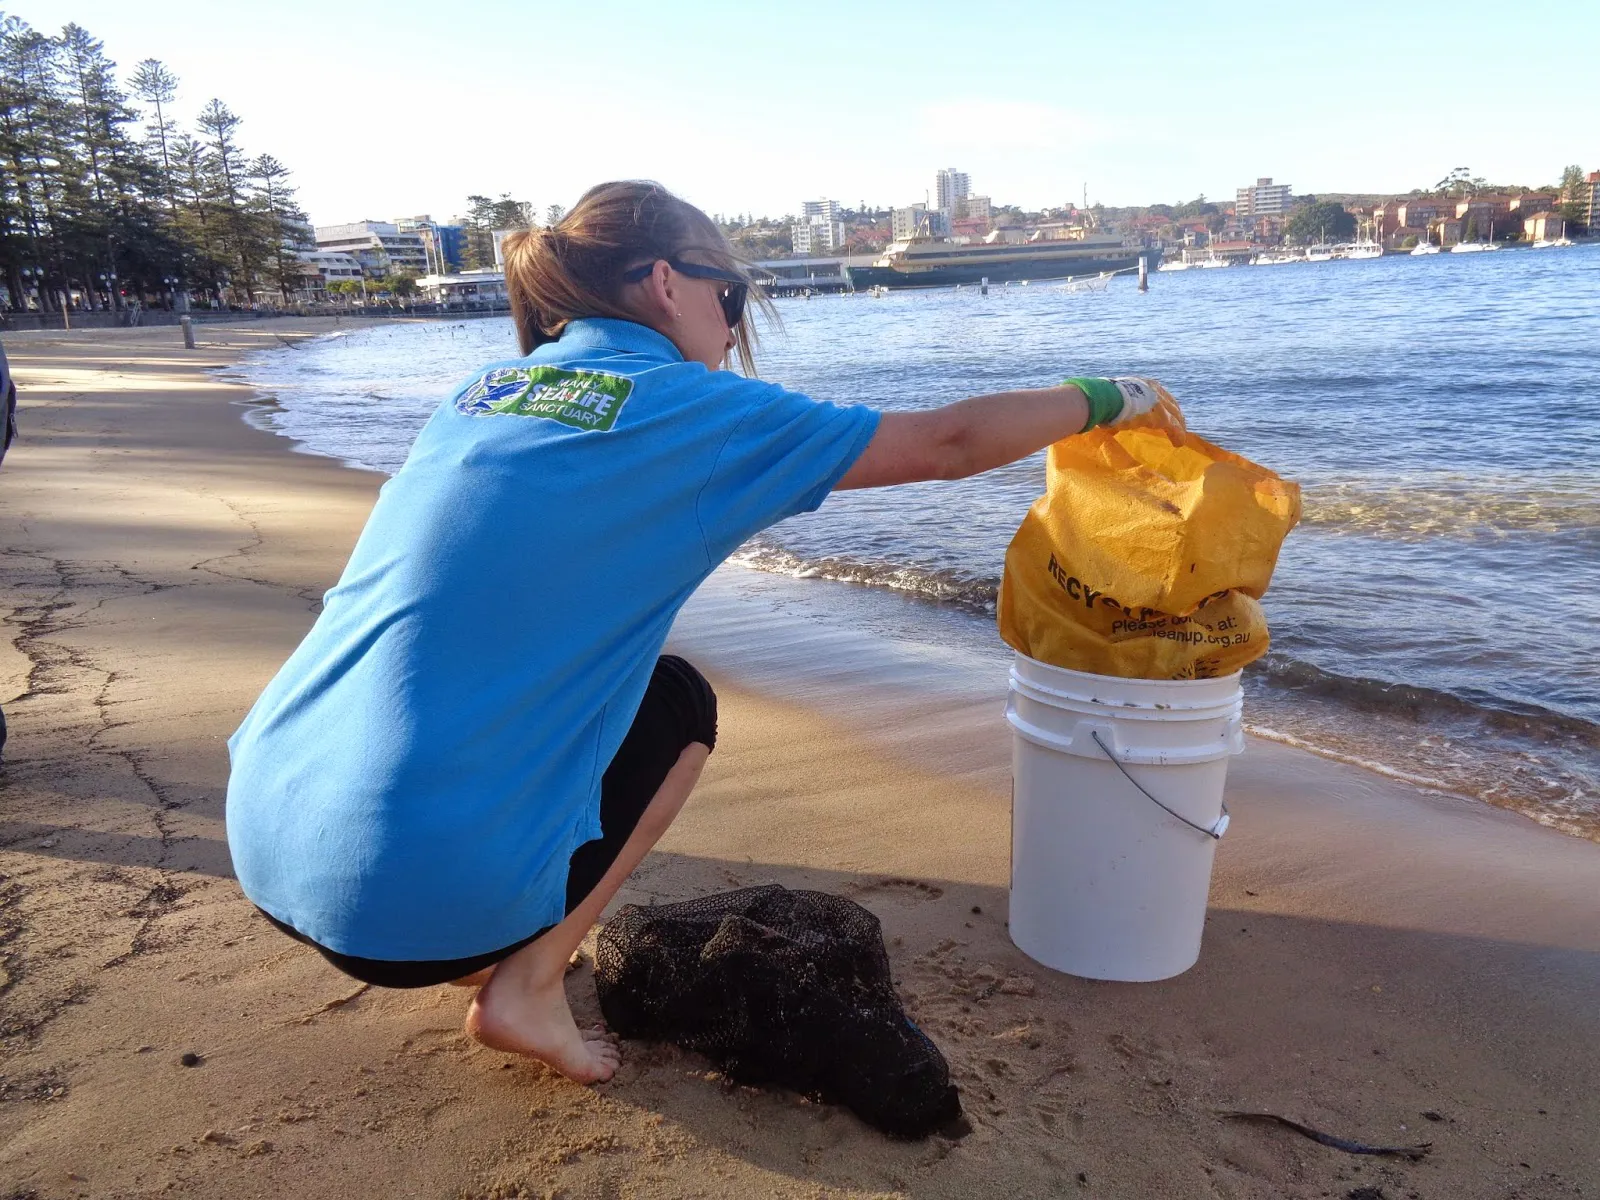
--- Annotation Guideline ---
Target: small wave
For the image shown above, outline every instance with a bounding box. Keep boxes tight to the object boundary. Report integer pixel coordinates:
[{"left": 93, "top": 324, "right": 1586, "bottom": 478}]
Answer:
[
  {"left": 729, "top": 540, "right": 1001, "bottom": 614},
  {"left": 1301, "top": 473, "right": 1600, "bottom": 540},
  {"left": 1253, "top": 653, "right": 1600, "bottom": 746},
  {"left": 1244, "top": 723, "right": 1466, "bottom": 793},
  {"left": 1243, "top": 721, "right": 1600, "bottom": 841}
]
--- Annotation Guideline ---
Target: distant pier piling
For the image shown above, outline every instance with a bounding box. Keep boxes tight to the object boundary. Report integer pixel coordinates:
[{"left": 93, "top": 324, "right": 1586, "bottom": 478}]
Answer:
[
  {"left": 1138, "top": 256, "right": 1149, "bottom": 293},
  {"left": 180, "top": 315, "right": 194, "bottom": 349},
  {"left": 980, "top": 276, "right": 989, "bottom": 296}
]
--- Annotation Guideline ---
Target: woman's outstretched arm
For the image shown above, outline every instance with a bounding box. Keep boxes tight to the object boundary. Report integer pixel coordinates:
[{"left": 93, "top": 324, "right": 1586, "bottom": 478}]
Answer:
[{"left": 835, "top": 379, "right": 1154, "bottom": 490}]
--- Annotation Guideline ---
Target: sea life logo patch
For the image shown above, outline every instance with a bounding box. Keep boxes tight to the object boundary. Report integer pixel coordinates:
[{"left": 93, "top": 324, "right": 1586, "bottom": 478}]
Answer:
[{"left": 455, "top": 366, "right": 634, "bottom": 432}]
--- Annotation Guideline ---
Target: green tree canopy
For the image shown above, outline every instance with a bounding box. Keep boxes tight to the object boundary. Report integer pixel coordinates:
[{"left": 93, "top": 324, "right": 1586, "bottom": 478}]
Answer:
[
  {"left": 1558, "top": 164, "right": 1587, "bottom": 228},
  {"left": 460, "top": 192, "right": 533, "bottom": 270},
  {"left": 1283, "top": 200, "right": 1356, "bottom": 244},
  {"left": 0, "top": 14, "right": 305, "bottom": 311},
  {"left": 1172, "top": 196, "right": 1217, "bottom": 219}
]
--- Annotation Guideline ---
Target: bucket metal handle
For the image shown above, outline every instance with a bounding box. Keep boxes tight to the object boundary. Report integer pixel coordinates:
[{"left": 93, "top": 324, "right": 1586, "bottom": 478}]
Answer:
[{"left": 1090, "top": 730, "right": 1230, "bottom": 840}]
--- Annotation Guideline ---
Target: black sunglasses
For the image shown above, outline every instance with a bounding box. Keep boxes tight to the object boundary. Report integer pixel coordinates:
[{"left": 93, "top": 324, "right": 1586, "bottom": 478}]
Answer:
[{"left": 621, "top": 257, "right": 748, "bottom": 328}]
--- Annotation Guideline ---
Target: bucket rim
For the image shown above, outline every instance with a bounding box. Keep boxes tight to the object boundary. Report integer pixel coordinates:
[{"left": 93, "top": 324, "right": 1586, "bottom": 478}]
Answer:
[{"left": 1010, "top": 653, "right": 1242, "bottom": 715}]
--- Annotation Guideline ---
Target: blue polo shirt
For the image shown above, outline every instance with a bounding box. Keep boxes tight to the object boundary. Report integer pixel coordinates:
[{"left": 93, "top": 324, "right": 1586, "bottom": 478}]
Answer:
[{"left": 226, "top": 318, "right": 879, "bottom": 960}]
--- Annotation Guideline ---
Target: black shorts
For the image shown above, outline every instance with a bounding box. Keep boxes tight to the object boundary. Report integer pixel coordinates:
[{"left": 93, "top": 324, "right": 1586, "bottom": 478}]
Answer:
[{"left": 257, "top": 654, "right": 717, "bottom": 988}]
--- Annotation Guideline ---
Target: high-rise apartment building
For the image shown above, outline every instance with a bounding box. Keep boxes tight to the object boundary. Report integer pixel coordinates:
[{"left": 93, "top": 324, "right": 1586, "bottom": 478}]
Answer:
[
  {"left": 935, "top": 168, "right": 970, "bottom": 216},
  {"left": 802, "top": 199, "right": 843, "bottom": 224},
  {"left": 792, "top": 199, "right": 845, "bottom": 256},
  {"left": 1235, "top": 177, "right": 1293, "bottom": 218},
  {"left": 1585, "top": 171, "right": 1600, "bottom": 229}
]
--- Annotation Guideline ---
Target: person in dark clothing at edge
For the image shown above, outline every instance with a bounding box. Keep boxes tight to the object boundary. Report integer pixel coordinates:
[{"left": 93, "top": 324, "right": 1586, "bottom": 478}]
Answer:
[
  {"left": 225, "top": 180, "right": 1162, "bottom": 1084},
  {"left": 0, "top": 338, "right": 16, "bottom": 762}
]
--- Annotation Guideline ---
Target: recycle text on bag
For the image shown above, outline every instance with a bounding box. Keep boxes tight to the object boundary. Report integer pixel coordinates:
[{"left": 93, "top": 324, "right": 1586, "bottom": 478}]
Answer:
[{"left": 997, "top": 384, "right": 1301, "bottom": 680}]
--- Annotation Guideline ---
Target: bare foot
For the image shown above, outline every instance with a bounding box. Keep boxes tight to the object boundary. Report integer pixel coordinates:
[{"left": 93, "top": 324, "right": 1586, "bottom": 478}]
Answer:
[{"left": 465, "top": 971, "right": 620, "bottom": 1084}]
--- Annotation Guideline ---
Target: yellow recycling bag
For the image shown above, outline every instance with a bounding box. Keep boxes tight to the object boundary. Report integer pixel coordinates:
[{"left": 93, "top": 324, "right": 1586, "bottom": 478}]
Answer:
[{"left": 997, "top": 383, "right": 1301, "bottom": 680}]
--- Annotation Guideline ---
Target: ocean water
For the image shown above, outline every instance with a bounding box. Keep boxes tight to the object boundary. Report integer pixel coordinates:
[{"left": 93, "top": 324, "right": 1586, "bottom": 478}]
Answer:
[{"left": 228, "top": 246, "right": 1600, "bottom": 840}]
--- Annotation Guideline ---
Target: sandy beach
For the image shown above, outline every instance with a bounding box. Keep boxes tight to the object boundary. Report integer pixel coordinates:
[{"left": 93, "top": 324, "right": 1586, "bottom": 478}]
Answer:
[{"left": 1, "top": 320, "right": 1596, "bottom": 1199}]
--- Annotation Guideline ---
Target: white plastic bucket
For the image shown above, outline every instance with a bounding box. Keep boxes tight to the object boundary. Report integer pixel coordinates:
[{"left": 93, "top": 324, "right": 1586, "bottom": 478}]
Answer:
[{"left": 1006, "top": 653, "right": 1243, "bottom": 982}]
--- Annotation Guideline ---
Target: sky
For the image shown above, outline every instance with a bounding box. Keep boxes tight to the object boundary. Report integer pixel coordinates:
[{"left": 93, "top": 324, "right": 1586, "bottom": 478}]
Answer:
[{"left": 13, "top": 0, "right": 1598, "bottom": 226}]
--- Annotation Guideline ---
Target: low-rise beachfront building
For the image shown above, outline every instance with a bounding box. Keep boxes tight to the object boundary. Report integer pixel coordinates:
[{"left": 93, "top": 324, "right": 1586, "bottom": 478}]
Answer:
[
  {"left": 291, "top": 251, "right": 364, "bottom": 301},
  {"left": 314, "top": 221, "right": 430, "bottom": 277},
  {"left": 414, "top": 271, "right": 507, "bottom": 307}
]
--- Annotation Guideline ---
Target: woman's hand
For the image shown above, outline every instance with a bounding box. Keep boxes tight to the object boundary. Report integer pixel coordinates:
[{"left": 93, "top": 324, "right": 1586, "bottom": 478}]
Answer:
[{"left": 1063, "top": 376, "right": 1163, "bottom": 429}]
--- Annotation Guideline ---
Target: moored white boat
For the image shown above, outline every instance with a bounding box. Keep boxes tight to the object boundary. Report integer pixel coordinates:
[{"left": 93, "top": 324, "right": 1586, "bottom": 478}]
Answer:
[
  {"left": 1451, "top": 219, "right": 1501, "bottom": 253},
  {"left": 1410, "top": 241, "right": 1442, "bottom": 255},
  {"left": 1531, "top": 237, "right": 1574, "bottom": 249},
  {"left": 1304, "top": 244, "right": 1335, "bottom": 262}
]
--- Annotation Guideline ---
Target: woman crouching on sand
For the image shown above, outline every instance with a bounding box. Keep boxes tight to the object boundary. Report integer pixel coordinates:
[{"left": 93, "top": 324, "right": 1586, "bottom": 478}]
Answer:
[{"left": 225, "top": 180, "right": 1159, "bottom": 1083}]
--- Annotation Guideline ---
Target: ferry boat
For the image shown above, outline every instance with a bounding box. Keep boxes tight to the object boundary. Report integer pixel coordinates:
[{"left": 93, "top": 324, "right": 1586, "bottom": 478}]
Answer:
[{"left": 844, "top": 231, "right": 1159, "bottom": 290}]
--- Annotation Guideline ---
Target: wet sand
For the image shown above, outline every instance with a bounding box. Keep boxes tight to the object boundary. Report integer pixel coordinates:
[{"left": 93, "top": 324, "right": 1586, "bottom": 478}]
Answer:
[{"left": 0, "top": 321, "right": 1596, "bottom": 1199}]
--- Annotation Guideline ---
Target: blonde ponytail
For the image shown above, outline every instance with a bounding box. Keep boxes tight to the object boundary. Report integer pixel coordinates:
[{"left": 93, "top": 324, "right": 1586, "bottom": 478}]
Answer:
[{"left": 501, "top": 181, "right": 772, "bottom": 374}]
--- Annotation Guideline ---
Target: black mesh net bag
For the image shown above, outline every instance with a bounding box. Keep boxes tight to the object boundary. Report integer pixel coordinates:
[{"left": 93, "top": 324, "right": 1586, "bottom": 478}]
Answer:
[{"left": 595, "top": 884, "right": 962, "bottom": 1138}]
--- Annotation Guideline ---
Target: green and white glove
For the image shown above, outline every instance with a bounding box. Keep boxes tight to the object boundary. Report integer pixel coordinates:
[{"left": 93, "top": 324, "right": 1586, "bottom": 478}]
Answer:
[{"left": 1063, "top": 376, "right": 1161, "bottom": 431}]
